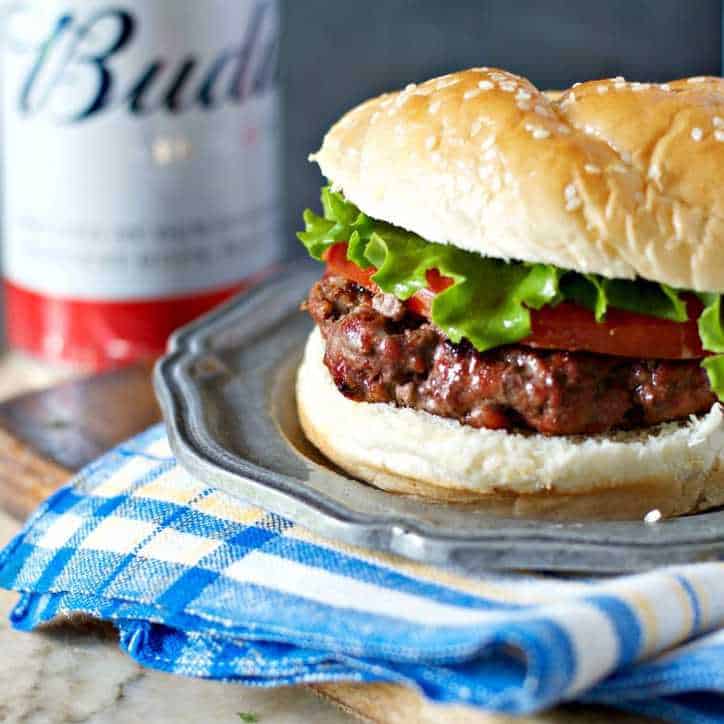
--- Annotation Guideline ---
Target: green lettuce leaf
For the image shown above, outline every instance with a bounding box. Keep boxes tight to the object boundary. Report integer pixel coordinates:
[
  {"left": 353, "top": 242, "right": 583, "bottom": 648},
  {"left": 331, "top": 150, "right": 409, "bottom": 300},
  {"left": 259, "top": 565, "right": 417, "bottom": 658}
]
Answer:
[
  {"left": 298, "top": 187, "right": 724, "bottom": 400},
  {"left": 702, "top": 356, "right": 724, "bottom": 400},
  {"left": 697, "top": 293, "right": 724, "bottom": 400},
  {"left": 299, "top": 190, "right": 562, "bottom": 351},
  {"left": 298, "top": 187, "right": 376, "bottom": 264},
  {"left": 560, "top": 275, "right": 687, "bottom": 323},
  {"left": 697, "top": 294, "right": 724, "bottom": 352}
]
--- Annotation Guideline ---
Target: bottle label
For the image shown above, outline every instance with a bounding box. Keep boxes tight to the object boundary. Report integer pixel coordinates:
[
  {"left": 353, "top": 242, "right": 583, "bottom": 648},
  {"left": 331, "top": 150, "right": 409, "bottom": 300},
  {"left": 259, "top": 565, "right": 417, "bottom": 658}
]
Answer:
[{"left": 2, "top": 0, "right": 281, "bottom": 301}]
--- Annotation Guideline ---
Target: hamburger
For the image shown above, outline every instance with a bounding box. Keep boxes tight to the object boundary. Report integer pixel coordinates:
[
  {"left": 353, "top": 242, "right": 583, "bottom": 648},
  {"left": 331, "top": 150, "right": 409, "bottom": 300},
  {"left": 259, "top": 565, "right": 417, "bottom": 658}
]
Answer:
[{"left": 295, "top": 68, "right": 724, "bottom": 519}]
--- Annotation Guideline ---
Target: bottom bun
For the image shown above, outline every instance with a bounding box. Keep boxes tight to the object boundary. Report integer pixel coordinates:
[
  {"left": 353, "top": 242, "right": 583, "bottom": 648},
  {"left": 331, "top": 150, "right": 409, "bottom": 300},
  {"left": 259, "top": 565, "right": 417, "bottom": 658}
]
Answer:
[{"left": 296, "top": 327, "right": 724, "bottom": 519}]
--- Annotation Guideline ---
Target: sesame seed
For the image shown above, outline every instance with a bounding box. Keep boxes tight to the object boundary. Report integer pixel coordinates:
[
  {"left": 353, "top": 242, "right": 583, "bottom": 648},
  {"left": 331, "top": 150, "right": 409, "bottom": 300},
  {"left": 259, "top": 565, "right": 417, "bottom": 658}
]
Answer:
[
  {"left": 558, "top": 125, "right": 572, "bottom": 135},
  {"left": 713, "top": 116, "right": 724, "bottom": 128},
  {"left": 370, "top": 111, "right": 381, "bottom": 124},
  {"left": 535, "top": 105, "right": 553, "bottom": 118},
  {"left": 584, "top": 124, "right": 596, "bottom": 135},
  {"left": 715, "top": 130, "right": 724, "bottom": 142},
  {"left": 572, "top": 81, "right": 582, "bottom": 88},
  {"left": 644, "top": 509, "right": 662, "bottom": 524},
  {"left": 584, "top": 163, "right": 601, "bottom": 174},
  {"left": 610, "top": 163, "right": 627, "bottom": 173},
  {"left": 566, "top": 198, "right": 582, "bottom": 212},
  {"left": 613, "top": 75, "right": 625, "bottom": 82},
  {"left": 688, "top": 76, "right": 706, "bottom": 83},
  {"left": 463, "top": 89, "right": 480, "bottom": 100},
  {"left": 620, "top": 150, "right": 633, "bottom": 164},
  {"left": 614, "top": 80, "right": 627, "bottom": 90},
  {"left": 470, "top": 119, "right": 483, "bottom": 136},
  {"left": 478, "top": 80, "right": 494, "bottom": 90},
  {"left": 515, "top": 89, "right": 532, "bottom": 101},
  {"left": 566, "top": 196, "right": 582, "bottom": 211},
  {"left": 436, "top": 78, "right": 460, "bottom": 89},
  {"left": 499, "top": 81, "right": 516, "bottom": 92},
  {"left": 405, "top": 83, "right": 416, "bottom": 92},
  {"left": 428, "top": 100, "right": 441, "bottom": 114},
  {"left": 691, "top": 127, "right": 703, "bottom": 142},
  {"left": 532, "top": 128, "right": 549, "bottom": 139},
  {"left": 490, "top": 72, "right": 507, "bottom": 81},
  {"left": 597, "top": 85, "right": 609, "bottom": 94},
  {"left": 517, "top": 100, "right": 531, "bottom": 111},
  {"left": 648, "top": 163, "right": 662, "bottom": 181},
  {"left": 564, "top": 183, "right": 581, "bottom": 211},
  {"left": 659, "top": 83, "right": 671, "bottom": 91}
]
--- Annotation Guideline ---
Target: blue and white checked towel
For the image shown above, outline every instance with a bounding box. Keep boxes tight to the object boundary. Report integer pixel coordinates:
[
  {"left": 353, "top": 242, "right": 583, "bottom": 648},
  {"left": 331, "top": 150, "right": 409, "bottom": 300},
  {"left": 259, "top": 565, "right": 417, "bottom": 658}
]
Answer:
[{"left": 0, "top": 424, "right": 723, "bottom": 722}]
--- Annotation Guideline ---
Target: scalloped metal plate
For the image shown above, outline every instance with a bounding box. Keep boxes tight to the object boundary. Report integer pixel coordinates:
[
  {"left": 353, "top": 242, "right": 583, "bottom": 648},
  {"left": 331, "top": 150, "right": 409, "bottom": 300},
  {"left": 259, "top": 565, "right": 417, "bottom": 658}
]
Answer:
[{"left": 154, "top": 263, "right": 724, "bottom": 574}]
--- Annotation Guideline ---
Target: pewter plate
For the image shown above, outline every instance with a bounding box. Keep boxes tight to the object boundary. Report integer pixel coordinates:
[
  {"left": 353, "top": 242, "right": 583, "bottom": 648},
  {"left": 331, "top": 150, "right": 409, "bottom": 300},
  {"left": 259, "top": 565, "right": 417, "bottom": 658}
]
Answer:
[{"left": 154, "top": 264, "right": 724, "bottom": 574}]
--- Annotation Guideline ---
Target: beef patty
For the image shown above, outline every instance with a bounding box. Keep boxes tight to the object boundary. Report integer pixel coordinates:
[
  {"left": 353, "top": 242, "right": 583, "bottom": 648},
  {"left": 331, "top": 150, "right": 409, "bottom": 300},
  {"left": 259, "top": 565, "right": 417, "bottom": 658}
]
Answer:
[{"left": 305, "top": 275, "right": 716, "bottom": 436}]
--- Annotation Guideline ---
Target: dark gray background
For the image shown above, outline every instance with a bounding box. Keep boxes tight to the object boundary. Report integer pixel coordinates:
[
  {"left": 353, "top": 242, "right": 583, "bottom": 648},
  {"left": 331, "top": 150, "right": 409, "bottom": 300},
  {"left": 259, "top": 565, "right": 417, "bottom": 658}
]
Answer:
[{"left": 280, "top": 0, "right": 723, "bottom": 248}]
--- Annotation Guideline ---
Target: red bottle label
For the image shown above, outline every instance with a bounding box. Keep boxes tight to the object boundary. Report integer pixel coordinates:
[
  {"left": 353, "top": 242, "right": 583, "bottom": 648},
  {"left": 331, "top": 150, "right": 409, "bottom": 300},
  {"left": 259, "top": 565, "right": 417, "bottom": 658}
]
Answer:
[{"left": 5, "top": 279, "right": 251, "bottom": 369}]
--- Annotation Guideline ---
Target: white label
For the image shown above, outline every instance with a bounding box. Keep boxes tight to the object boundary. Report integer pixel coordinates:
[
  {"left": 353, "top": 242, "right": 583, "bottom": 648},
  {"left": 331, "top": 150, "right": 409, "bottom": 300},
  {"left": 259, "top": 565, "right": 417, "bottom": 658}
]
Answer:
[{"left": 3, "top": 0, "right": 281, "bottom": 300}]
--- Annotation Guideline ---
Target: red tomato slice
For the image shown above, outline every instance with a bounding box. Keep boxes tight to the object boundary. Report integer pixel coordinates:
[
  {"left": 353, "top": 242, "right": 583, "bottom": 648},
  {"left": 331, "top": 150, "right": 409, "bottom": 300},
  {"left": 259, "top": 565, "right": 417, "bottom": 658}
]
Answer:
[
  {"left": 323, "top": 242, "right": 705, "bottom": 359},
  {"left": 527, "top": 300, "right": 704, "bottom": 358},
  {"left": 324, "top": 243, "right": 376, "bottom": 288}
]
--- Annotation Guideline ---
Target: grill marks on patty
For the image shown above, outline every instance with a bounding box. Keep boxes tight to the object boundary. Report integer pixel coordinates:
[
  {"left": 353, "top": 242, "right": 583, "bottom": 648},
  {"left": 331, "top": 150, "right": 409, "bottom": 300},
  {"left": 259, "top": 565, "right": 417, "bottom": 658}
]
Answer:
[{"left": 305, "top": 275, "right": 716, "bottom": 436}]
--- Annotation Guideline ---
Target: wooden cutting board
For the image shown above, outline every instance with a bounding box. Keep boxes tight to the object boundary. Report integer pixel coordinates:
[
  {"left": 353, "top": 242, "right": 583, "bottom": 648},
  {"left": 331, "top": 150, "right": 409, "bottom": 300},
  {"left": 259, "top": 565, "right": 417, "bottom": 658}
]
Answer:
[{"left": 0, "top": 365, "right": 635, "bottom": 724}]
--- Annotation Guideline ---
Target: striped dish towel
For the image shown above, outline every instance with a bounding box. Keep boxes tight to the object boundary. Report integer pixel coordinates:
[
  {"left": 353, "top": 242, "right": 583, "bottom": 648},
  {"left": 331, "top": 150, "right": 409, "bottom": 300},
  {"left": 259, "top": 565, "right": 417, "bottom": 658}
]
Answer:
[{"left": 0, "top": 425, "right": 723, "bottom": 722}]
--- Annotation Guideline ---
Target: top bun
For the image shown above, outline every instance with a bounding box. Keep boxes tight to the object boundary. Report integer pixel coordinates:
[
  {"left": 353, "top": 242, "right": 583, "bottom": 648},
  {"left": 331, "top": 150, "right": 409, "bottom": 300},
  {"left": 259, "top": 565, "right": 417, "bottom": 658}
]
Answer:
[{"left": 312, "top": 68, "right": 724, "bottom": 292}]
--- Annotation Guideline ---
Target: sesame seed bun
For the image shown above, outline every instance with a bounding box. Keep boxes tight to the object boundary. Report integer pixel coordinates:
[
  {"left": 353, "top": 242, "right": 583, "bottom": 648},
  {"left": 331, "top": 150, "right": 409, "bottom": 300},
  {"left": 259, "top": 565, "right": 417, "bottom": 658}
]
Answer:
[
  {"left": 297, "top": 327, "right": 724, "bottom": 519},
  {"left": 312, "top": 68, "right": 724, "bottom": 292}
]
